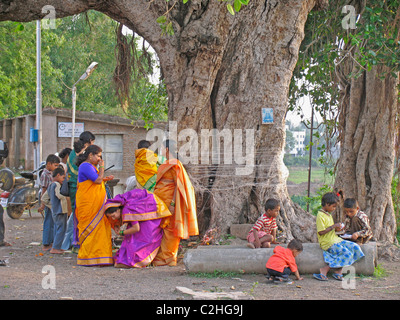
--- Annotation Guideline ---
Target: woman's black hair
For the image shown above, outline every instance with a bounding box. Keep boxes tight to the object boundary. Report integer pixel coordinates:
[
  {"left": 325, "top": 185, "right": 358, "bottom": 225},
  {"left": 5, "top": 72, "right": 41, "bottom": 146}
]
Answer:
[
  {"left": 73, "top": 140, "right": 85, "bottom": 153},
  {"left": 79, "top": 131, "right": 96, "bottom": 144},
  {"left": 76, "top": 145, "right": 102, "bottom": 167},
  {"left": 105, "top": 206, "right": 123, "bottom": 214},
  {"left": 164, "top": 139, "right": 178, "bottom": 160}
]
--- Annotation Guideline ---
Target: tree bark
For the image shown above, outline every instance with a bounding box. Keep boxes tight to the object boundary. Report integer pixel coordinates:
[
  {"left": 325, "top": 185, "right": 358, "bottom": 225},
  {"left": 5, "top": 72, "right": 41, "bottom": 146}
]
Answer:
[
  {"left": 334, "top": 58, "right": 398, "bottom": 242},
  {"left": 0, "top": 0, "right": 321, "bottom": 242}
]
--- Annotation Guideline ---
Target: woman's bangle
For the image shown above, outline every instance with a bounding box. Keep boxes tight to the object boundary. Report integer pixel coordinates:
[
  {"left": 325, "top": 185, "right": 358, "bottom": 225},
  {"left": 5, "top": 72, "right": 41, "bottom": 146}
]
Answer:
[{"left": 119, "top": 230, "right": 124, "bottom": 236}]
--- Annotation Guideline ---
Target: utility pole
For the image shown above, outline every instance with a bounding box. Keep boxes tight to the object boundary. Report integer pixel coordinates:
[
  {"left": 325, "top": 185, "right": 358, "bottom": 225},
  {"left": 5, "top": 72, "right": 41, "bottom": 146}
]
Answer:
[
  {"left": 35, "top": 20, "right": 42, "bottom": 177},
  {"left": 302, "top": 105, "right": 321, "bottom": 212}
]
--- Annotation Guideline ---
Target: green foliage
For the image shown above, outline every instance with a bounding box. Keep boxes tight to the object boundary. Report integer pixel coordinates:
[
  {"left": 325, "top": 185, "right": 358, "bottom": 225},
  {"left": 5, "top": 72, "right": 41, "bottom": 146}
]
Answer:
[
  {"left": 289, "top": 0, "right": 400, "bottom": 174},
  {"left": 0, "top": 21, "right": 63, "bottom": 118},
  {"left": 392, "top": 176, "right": 400, "bottom": 242},
  {"left": 291, "top": 184, "right": 333, "bottom": 215},
  {"left": 0, "top": 11, "right": 168, "bottom": 124},
  {"left": 373, "top": 264, "right": 387, "bottom": 279}
]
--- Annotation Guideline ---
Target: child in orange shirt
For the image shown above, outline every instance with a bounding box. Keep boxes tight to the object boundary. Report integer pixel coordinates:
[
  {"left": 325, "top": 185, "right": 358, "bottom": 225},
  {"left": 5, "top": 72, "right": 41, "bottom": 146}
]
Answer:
[{"left": 265, "top": 239, "right": 303, "bottom": 283}]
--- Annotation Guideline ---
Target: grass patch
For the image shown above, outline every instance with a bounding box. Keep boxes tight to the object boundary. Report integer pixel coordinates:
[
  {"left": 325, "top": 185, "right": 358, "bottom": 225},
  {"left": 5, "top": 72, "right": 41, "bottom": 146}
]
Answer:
[
  {"left": 188, "top": 269, "right": 245, "bottom": 279},
  {"left": 288, "top": 166, "right": 334, "bottom": 185},
  {"left": 373, "top": 264, "right": 387, "bottom": 279}
]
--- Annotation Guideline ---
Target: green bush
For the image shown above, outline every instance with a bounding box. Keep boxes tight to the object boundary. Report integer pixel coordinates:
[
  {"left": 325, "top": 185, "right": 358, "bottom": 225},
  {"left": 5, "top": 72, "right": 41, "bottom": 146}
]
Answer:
[{"left": 391, "top": 176, "right": 400, "bottom": 242}]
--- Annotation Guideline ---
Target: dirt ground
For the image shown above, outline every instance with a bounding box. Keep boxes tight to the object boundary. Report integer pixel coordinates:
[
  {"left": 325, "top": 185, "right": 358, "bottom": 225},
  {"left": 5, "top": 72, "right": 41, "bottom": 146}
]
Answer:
[{"left": 1, "top": 210, "right": 400, "bottom": 302}]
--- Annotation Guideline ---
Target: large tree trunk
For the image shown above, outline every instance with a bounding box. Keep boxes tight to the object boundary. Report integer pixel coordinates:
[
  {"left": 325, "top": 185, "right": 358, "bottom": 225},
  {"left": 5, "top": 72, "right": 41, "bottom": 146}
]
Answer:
[
  {"left": 0, "top": 0, "right": 322, "bottom": 242},
  {"left": 335, "top": 58, "right": 398, "bottom": 243}
]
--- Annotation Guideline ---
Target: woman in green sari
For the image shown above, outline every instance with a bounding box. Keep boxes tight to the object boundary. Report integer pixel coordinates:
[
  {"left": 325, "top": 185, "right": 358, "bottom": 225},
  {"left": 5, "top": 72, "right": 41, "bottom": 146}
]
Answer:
[{"left": 62, "top": 131, "right": 95, "bottom": 251}]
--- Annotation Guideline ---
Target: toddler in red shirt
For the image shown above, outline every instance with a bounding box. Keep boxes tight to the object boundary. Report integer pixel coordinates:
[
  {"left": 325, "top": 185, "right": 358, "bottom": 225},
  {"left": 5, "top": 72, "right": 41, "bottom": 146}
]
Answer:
[{"left": 265, "top": 239, "right": 303, "bottom": 283}]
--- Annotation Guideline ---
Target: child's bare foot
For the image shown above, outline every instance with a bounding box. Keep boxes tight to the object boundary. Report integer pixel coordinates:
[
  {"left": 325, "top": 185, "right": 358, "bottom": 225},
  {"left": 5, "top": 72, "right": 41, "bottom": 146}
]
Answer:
[
  {"left": 261, "top": 242, "right": 271, "bottom": 248},
  {"left": 247, "top": 243, "right": 255, "bottom": 249},
  {"left": 50, "top": 248, "right": 64, "bottom": 254}
]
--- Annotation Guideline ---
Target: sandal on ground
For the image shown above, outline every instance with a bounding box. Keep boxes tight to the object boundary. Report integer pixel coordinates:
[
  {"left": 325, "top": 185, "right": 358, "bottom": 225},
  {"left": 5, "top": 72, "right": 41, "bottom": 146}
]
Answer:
[
  {"left": 0, "top": 242, "right": 12, "bottom": 247},
  {"left": 274, "top": 276, "right": 293, "bottom": 284},
  {"left": 313, "top": 273, "right": 328, "bottom": 281},
  {"left": 332, "top": 273, "right": 343, "bottom": 281}
]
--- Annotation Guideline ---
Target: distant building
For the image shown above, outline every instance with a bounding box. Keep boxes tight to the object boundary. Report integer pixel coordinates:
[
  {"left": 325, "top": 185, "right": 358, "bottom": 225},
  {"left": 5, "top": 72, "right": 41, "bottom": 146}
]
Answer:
[
  {"left": 0, "top": 108, "right": 166, "bottom": 193},
  {"left": 285, "top": 125, "right": 306, "bottom": 157}
]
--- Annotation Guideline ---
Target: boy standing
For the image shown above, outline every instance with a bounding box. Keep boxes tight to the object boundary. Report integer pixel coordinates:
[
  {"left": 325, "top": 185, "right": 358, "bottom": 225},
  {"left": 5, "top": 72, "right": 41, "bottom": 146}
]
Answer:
[
  {"left": 247, "top": 199, "right": 280, "bottom": 249},
  {"left": 38, "top": 154, "right": 60, "bottom": 251},
  {"left": 342, "top": 198, "right": 373, "bottom": 244},
  {"left": 42, "top": 167, "right": 68, "bottom": 254},
  {"left": 266, "top": 239, "right": 304, "bottom": 283}
]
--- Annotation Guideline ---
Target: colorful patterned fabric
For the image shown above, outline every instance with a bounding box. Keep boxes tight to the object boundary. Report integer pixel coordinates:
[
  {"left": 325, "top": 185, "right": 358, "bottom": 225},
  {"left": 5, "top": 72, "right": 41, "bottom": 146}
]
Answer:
[
  {"left": 152, "top": 159, "right": 198, "bottom": 266},
  {"left": 343, "top": 210, "right": 373, "bottom": 244},
  {"left": 323, "top": 240, "right": 365, "bottom": 268},
  {"left": 75, "top": 163, "right": 113, "bottom": 266},
  {"left": 105, "top": 189, "right": 171, "bottom": 268},
  {"left": 134, "top": 148, "right": 159, "bottom": 192},
  {"left": 248, "top": 213, "right": 277, "bottom": 238}
]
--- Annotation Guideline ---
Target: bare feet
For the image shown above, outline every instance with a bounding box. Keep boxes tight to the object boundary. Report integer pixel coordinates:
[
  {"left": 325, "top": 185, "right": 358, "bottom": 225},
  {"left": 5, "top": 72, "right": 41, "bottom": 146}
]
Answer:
[
  {"left": 42, "top": 245, "right": 52, "bottom": 251},
  {"left": 50, "top": 248, "right": 64, "bottom": 254},
  {"left": 247, "top": 242, "right": 255, "bottom": 249}
]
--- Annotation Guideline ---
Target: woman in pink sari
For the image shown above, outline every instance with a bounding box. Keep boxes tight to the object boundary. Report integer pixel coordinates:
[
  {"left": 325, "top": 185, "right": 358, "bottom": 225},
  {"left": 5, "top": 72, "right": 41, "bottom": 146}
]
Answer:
[{"left": 105, "top": 189, "right": 171, "bottom": 268}]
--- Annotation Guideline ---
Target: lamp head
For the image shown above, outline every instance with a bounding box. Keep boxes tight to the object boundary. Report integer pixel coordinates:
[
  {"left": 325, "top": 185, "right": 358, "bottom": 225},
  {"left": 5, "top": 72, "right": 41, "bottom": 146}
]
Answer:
[{"left": 79, "top": 62, "right": 98, "bottom": 81}]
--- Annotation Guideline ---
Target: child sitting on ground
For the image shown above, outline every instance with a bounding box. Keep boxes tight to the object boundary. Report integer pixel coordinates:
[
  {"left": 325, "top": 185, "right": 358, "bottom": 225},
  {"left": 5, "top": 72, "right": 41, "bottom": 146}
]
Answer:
[
  {"left": 247, "top": 198, "right": 280, "bottom": 249},
  {"left": 342, "top": 198, "right": 373, "bottom": 244},
  {"left": 313, "top": 192, "right": 365, "bottom": 281},
  {"left": 41, "top": 167, "right": 68, "bottom": 254},
  {"left": 265, "top": 239, "right": 303, "bottom": 283}
]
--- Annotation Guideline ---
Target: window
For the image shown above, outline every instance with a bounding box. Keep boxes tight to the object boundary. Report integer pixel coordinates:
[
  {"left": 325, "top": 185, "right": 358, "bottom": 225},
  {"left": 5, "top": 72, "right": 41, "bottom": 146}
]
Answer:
[{"left": 95, "top": 134, "right": 123, "bottom": 170}]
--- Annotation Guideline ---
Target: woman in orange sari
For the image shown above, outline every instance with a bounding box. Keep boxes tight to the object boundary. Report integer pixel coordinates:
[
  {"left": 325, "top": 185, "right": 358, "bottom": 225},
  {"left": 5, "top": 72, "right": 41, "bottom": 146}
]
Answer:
[
  {"left": 75, "top": 145, "right": 114, "bottom": 266},
  {"left": 152, "top": 140, "right": 198, "bottom": 266}
]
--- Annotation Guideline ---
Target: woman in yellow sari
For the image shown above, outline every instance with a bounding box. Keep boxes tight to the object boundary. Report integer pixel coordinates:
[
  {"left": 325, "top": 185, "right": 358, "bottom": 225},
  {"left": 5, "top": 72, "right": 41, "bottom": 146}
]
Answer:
[
  {"left": 75, "top": 145, "right": 114, "bottom": 266},
  {"left": 152, "top": 140, "right": 198, "bottom": 266},
  {"left": 134, "top": 140, "right": 160, "bottom": 192}
]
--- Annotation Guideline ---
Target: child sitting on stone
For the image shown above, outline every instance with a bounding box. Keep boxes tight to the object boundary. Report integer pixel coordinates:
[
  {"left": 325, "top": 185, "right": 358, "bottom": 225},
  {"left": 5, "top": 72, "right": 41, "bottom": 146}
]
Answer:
[
  {"left": 342, "top": 198, "right": 373, "bottom": 244},
  {"left": 247, "top": 198, "right": 280, "bottom": 249}
]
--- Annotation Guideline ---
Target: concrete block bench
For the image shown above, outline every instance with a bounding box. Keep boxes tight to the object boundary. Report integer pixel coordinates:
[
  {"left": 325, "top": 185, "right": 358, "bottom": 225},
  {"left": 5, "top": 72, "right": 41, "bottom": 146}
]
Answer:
[{"left": 183, "top": 242, "right": 377, "bottom": 275}]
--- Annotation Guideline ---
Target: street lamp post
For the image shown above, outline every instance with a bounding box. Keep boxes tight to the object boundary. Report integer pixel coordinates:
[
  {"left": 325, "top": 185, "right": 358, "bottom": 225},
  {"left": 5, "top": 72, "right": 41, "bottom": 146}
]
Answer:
[{"left": 70, "top": 62, "right": 98, "bottom": 149}]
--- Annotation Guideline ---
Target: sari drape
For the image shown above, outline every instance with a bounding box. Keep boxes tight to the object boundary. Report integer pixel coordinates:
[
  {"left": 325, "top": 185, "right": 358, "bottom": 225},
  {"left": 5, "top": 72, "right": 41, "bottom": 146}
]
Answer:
[
  {"left": 66, "top": 150, "right": 79, "bottom": 247},
  {"left": 152, "top": 159, "right": 198, "bottom": 266},
  {"left": 105, "top": 189, "right": 171, "bottom": 268},
  {"left": 134, "top": 148, "right": 159, "bottom": 192},
  {"left": 75, "top": 164, "right": 113, "bottom": 266}
]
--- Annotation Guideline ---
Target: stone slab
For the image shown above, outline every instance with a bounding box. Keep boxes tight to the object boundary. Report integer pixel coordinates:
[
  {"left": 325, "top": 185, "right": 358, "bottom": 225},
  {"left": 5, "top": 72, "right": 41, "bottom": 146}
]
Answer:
[{"left": 183, "top": 242, "right": 377, "bottom": 275}]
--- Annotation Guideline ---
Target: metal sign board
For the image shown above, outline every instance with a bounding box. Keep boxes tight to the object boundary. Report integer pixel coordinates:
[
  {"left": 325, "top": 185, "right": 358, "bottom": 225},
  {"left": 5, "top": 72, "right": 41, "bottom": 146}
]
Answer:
[{"left": 58, "top": 122, "right": 85, "bottom": 138}]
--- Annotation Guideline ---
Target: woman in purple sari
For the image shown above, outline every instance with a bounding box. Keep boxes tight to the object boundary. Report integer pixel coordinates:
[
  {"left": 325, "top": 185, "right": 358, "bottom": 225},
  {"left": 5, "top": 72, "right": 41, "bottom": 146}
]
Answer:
[{"left": 104, "top": 189, "right": 171, "bottom": 268}]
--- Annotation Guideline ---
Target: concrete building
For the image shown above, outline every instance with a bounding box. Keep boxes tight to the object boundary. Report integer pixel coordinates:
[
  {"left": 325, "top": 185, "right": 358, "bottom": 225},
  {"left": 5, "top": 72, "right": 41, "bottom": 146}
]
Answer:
[{"left": 0, "top": 108, "right": 166, "bottom": 192}]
